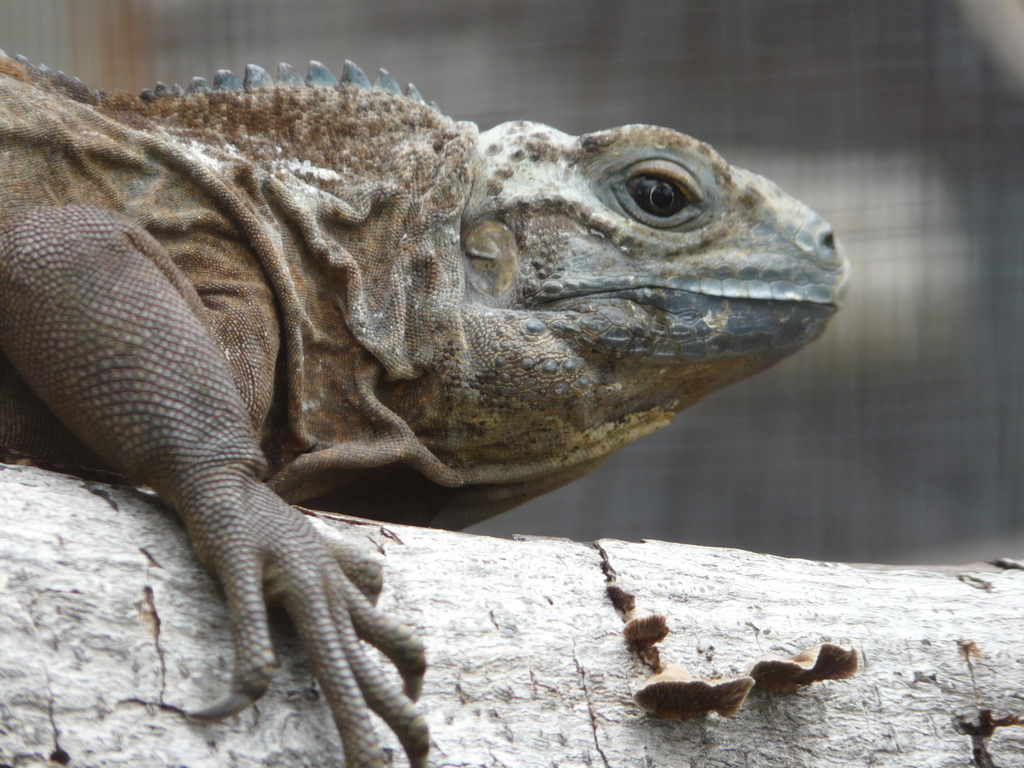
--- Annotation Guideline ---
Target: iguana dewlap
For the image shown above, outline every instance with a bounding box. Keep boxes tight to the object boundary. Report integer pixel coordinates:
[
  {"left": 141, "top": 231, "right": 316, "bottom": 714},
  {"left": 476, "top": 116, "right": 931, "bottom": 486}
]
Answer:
[{"left": 0, "top": 55, "right": 846, "bottom": 767}]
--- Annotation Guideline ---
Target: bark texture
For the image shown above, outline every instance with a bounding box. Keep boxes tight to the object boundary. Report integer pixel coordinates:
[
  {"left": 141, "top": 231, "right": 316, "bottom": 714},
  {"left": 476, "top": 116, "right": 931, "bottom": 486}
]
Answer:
[{"left": 1, "top": 463, "right": 1022, "bottom": 767}]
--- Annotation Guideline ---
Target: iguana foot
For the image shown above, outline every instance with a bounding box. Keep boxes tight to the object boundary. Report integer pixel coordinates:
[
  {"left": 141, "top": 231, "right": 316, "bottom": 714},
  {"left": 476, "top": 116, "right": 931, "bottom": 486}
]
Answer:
[
  {"left": 182, "top": 477, "right": 428, "bottom": 767},
  {"left": 0, "top": 206, "right": 429, "bottom": 767}
]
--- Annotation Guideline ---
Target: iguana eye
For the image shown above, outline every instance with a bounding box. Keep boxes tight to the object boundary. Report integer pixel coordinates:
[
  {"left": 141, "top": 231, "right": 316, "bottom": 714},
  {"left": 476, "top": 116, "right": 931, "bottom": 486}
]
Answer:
[
  {"left": 611, "top": 160, "right": 704, "bottom": 229},
  {"left": 627, "top": 175, "right": 689, "bottom": 218}
]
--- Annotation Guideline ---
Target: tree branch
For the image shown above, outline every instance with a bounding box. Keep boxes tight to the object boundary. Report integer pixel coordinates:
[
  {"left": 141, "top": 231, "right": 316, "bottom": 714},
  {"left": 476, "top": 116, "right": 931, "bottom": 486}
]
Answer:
[{"left": 1, "top": 463, "right": 1022, "bottom": 766}]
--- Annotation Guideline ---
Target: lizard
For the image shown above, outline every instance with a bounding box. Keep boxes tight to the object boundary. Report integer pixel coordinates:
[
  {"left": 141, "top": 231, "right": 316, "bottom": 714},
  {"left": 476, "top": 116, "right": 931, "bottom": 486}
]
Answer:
[{"left": 0, "top": 52, "right": 847, "bottom": 766}]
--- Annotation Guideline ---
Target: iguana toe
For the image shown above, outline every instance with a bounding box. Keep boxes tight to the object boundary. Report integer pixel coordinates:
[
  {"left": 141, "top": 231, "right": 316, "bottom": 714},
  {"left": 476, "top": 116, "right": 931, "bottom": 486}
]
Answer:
[{"left": 307, "top": 515, "right": 385, "bottom": 604}]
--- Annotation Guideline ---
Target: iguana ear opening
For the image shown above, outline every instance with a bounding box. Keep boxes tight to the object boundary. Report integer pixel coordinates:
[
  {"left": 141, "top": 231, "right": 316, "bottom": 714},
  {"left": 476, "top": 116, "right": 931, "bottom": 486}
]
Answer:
[{"left": 462, "top": 219, "right": 518, "bottom": 301}]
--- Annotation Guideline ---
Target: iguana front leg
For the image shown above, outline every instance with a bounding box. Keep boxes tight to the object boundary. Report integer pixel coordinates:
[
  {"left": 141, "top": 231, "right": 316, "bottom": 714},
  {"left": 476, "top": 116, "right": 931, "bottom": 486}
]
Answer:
[{"left": 0, "top": 206, "right": 428, "bottom": 768}]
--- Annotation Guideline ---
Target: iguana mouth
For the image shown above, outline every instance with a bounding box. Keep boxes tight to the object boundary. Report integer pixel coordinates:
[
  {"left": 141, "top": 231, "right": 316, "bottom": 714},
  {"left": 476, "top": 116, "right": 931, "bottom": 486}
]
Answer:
[
  {"left": 534, "top": 273, "right": 844, "bottom": 309},
  {"left": 541, "top": 287, "right": 837, "bottom": 363}
]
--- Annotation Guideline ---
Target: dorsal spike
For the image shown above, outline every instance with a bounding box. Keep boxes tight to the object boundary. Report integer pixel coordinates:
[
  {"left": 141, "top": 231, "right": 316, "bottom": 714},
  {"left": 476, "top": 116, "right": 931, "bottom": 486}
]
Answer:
[
  {"left": 37, "top": 63, "right": 51, "bottom": 75},
  {"left": 342, "top": 60, "right": 371, "bottom": 89},
  {"left": 51, "top": 70, "right": 96, "bottom": 102},
  {"left": 375, "top": 69, "right": 401, "bottom": 95},
  {"left": 15, "top": 54, "right": 31, "bottom": 67},
  {"left": 306, "top": 60, "right": 338, "bottom": 86},
  {"left": 213, "top": 70, "right": 241, "bottom": 91},
  {"left": 429, "top": 100, "right": 441, "bottom": 112},
  {"left": 405, "top": 83, "right": 425, "bottom": 103},
  {"left": 0, "top": 49, "right": 9, "bottom": 60},
  {"left": 172, "top": 84, "right": 185, "bottom": 96},
  {"left": 276, "top": 62, "right": 303, "bottom": 86},
  {"left": 243, "top": 64, "right": 273, "bottom": 90},
  {"left": 153, "top": 82, "right": 171, "bottom": 97},
  {"left": 187, "top": 76, "right": 210, "bottom": 94}
]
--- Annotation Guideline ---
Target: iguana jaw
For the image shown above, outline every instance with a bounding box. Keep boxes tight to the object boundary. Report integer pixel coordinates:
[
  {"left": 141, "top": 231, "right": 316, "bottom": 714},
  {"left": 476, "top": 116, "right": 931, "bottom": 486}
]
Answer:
[{"left": 539, "top": 291, "right": 836, "bottom": 365}]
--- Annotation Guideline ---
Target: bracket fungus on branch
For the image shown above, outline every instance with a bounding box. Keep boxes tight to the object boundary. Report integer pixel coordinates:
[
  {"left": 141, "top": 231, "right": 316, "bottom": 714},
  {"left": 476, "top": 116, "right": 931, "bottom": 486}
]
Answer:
[
  {"left": 632, "top": 663, "right": 755, "bottom": 720},
  {"left": 609, "top": 582, "right": 670, "bottom": 670},
  {"left": 608, "top": 580, "right": 760, "bottom": 720},
  {"left": 608, "top": 582, "right": 666, "bottom": 660},
  {"left": 747, "top": 642, "right": 859, "bottom": 693},
  {"left": 607, "top": 581, "right": 859, "bottom": 721},
  {"left": 623, "top": 610, "right": 670, "bottom": 651}
]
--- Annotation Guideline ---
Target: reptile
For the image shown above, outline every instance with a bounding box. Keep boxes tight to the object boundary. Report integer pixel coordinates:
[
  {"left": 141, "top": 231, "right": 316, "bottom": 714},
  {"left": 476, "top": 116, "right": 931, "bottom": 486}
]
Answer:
[{"left": 0, "top": 53, "right": 847, "bottom": 766}]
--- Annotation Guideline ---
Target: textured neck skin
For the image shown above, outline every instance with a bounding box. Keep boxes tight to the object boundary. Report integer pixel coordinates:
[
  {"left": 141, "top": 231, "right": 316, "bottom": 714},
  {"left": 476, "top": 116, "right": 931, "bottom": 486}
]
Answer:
[{"left": 0, "top": 57, "right": 846, "bottom": 528}]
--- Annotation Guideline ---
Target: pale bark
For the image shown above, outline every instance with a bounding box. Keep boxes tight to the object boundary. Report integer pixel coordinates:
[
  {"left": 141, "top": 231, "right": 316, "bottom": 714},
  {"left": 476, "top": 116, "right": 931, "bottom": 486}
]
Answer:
[{"left": 1, "top": 462, "right": 1022, "bottom": 767}]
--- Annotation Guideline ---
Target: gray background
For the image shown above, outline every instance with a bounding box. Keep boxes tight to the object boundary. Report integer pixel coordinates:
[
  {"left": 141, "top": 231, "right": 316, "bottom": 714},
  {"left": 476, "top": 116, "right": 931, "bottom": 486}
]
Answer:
[{"left": 2, "top": 0, "right": 1022, "bottom": 563}]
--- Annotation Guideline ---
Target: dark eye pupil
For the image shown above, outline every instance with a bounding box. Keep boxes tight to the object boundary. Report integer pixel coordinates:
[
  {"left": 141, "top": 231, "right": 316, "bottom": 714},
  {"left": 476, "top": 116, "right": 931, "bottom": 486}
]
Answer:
[
  {"left": 650, "top": 182, "right": 675, "bottom": 210},
  {"left": 628, "top": 175, "right": 688, "bottom": 217}
]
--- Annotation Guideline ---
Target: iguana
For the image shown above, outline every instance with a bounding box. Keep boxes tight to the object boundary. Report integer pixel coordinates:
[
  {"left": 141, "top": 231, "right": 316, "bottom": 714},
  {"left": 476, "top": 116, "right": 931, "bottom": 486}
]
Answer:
[{"left": 0, "top": 53, "right": 847, "bottom": 767}]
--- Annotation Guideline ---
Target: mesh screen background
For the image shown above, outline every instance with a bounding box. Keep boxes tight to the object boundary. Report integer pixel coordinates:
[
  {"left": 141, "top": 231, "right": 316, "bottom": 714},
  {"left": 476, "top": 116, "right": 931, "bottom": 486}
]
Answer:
[{"left": 2, "top": 0, "right": 1022, "bottom": 562}]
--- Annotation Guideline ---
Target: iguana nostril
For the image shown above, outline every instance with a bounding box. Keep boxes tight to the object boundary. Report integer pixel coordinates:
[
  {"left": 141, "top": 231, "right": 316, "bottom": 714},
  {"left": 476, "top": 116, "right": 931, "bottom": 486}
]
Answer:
[
  {"left": 819, "top": 229, "right": 835, "bottom": 252},
  {"left": 812, "top": 224, "right": 843, "bottom": 267}
]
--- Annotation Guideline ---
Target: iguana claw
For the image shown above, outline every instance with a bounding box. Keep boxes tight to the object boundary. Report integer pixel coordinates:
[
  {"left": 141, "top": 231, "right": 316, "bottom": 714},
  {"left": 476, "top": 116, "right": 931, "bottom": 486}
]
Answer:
[{"left": 190, "top": 691, "right": 260, "bottom": 721}]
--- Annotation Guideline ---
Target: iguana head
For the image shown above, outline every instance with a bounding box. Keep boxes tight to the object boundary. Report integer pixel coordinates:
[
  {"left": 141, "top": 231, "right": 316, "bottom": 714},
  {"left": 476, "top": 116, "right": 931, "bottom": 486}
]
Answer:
[
  {"left": 422, "top": 120, "right": 846, "bottom": 522},
  {"left": 463, "top": 120, "right": 845, "bottom": 360}
]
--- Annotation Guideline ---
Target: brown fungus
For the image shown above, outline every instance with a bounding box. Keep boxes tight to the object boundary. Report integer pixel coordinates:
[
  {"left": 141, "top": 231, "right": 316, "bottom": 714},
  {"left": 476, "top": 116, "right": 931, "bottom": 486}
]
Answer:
[
  {"left": 747, "top": 642, "right": 858, "bottom": 693},
  {"left": 633, "top": 663, "right": 754, "bottom": 720},
  {"left": 623, "top": 610, "right": 670, "bottom": 651},
  {"left": 605, "top": 582, "right": 636, "bottom": 615}
]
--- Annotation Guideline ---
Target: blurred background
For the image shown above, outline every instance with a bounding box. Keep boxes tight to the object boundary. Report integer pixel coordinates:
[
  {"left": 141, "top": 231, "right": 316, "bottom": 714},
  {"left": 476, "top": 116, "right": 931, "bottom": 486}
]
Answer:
[{"left": 2, "top": 0, "right": 1023, "bottom": 564}]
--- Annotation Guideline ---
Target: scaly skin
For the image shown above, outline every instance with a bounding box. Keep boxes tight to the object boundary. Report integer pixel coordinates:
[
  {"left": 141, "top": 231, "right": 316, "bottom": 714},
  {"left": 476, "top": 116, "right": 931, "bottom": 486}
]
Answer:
[{"left": 0, "top": 54, "right": 846, "bottom": 765}]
